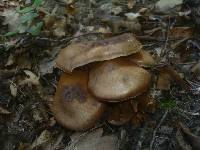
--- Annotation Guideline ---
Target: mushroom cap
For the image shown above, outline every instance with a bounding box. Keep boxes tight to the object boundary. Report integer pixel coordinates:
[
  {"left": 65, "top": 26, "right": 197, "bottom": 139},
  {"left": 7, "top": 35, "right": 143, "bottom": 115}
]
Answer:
[
  {"left": 88, "top": 59, "right": 151, "bottom": 102},
  {"left": 56, "top": 33, "right": 142, "bottom": 72},
  {"left": 52, "top": 71, "right": 105, "bottom": 131},
  {"left": 128, "top": 50, "right": 155, "bottom": 66}
]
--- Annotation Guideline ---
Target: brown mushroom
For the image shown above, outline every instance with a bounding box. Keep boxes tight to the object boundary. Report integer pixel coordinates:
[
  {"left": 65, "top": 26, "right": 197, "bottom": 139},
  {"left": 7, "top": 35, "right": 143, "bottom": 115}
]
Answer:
[
  {"left": 107, "top": 101, "right": 133, "bottom": 125},
  {"left": 56, "top": 33, "right": 142, "bottom": 72},
  {"left": 88, "top": 59, "right": 151, "bottom": 101},
  {"left": 128, "top": 50, "right": 155, "bottom": 67},
  {"left": 52, "top": 70, "right": 105, "bottom": 131},
  {"left": 131, "top": 94, "right": 156, "bottom": 126}
]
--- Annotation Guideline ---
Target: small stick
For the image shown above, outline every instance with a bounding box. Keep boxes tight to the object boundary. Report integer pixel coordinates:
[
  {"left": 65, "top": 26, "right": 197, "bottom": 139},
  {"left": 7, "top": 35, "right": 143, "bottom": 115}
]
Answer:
[{"left": 149, "top": 111, "right": 168, "bottom": 150}]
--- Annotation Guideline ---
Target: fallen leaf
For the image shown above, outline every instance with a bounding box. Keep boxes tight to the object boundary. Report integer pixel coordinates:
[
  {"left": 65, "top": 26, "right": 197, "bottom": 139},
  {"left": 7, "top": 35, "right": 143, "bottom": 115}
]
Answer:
[
  {"left": 155, "top": 0, "right": 183, "bottom": 13},
  {"left": 31, "top": 130, "right": 51, "bottom": 149},
  {"left": 5, "top": 54, "right": 15, "bottom": 67},
  {"left": 191, "top": 63, "right": 200, "bottom": 79},
  {"left": 66, "top": 128, "right": 119, "bottom": 150},
  {"left": 111, "top": 6, "right": 122, "bottom": 15},
  {"left": 3, "top": 8, "right": 26, "bottom": 33},
  {"left": 17, "top": 143, "right": 31, "bottom": 150},
  {"left": 10, "top": 82, "right": 17, "bottom": 97},
  {"left": 0, "top": 106, "right": 11, "bottom": 114},
  {"left": 176, "top": 122, "right": 200, "bottom": 150},
  {"left": 125, "top": 12, "right": 141, "bottom": 21},
  {"left": 169, "top": 27, "right": 193, "bottom": 39},
  {"left": 19, "top": 70, "right": 40, "bottom": 86},
  {"left": 127, "top": 0, "right": 135, "bottom": 9}
]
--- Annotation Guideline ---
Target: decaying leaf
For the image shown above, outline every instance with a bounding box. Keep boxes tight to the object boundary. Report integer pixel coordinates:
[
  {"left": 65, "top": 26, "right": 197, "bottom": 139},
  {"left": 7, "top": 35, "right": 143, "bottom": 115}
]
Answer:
[
  {"left": 102, "top": 18, "right": 141, "bottom": 33},
  {"left": 111, "top": 6, "right": 122, "bottom": 15},
  {"left": 3, "top": 8, "right": 26, "bottom": 33},
  {"left": 17, "top": 143, "right": 31, "bottom": 150},
  {"left": 0, "top": 106, "right": 11, "bottom": 114},
  {"left": 44, "top": 15, "right": 67, "bottom": 37},
  {"left": 155, "top": 0, "right": 183, "bottom": 13},
  {"left": 19, "top": 70, "right": 40, "bottom": 86},
  {"left": 31, "top": 130, "right": 51, "bottom": 149},
  {"left": 169, "top": 27, "right": 193, "bottom": 39},
  {"left": 5, "top": 54, "right": 15, "bottom": 67},
  {"left": 56, "top": 33, "right": 142, "bottom": 72},
  {"left": 10, "top": 82, "right": 17, "bottom": 97},
  {"left": 66, "top": 128, "right": 119, "bottom": 150},
  {"left": 127, "top": 0, "right": 135, "bottom": 9},
  {"left": 191, "top": 63, "right": 200, "bottom": 79},
  {"left": 176, "top": 122, "right": 200, "bottom": 150},
  {"left": 125, "top": 12, "right": 140, "bottom": 21}
]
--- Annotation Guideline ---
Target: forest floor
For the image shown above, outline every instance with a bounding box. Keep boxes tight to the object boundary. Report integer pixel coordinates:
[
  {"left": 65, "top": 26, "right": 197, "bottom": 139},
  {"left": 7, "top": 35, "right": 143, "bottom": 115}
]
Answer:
[{"left": 0, "top": 0, "right": 200, "bottom": 150}]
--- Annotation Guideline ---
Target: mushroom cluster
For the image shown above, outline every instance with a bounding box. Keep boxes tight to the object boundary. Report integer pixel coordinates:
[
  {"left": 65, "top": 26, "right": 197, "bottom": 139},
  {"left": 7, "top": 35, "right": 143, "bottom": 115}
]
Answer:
[{"left": 52, "top": 33, "right": 156, "bottom": 131}]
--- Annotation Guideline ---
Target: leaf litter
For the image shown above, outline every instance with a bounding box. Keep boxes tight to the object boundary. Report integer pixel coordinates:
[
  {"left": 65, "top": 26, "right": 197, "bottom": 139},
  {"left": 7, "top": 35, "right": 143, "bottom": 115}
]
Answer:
[{"left": 0, "top": 0, "right": 200, "bottom": 150}]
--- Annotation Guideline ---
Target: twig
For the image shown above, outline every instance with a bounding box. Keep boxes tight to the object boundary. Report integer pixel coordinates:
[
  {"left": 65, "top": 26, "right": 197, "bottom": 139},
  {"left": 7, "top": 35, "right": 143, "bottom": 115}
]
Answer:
[
  {"left": 135, "top": 125, "right": 147, "bottom": 150},
  {"left": 149, "top": 111, "right": 169, "bottom": 150}
]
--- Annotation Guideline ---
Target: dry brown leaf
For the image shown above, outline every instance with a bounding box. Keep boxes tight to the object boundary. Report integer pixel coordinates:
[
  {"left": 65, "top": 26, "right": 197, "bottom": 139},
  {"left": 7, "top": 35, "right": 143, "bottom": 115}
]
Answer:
[
  {"left": 176, "top": 122, "right": 200, "bottom": 150},
  {"left": 169, "top": 27, "right": 193, "bottom": 39},
  {"left": 127, "top": 0, "right": 135, "bottom": 9},
  {"left": 0, "top": 106, "right": 11, "bottom": 114},
  {"left": 17, "top": 143, "right": 31, "bottom": 150},
  {"left": 31, "top": 130, "right": 51, "bottom": 149},
  {"left": 5, "top": 54, "right": 15, "bottom": 67},
  {"left": 66, "top": 3, "right": 76, "bottom": 15},
  {"left": 191, "top": 63, "right": 200, "bottom": 79}
]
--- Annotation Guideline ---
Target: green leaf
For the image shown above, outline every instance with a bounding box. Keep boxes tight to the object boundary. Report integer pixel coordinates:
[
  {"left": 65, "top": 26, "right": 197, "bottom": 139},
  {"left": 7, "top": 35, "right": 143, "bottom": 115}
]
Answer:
[
  {"left": 4, "top": 31, "right": 18, "bottom": 36},
  {"left": 17, "top": 6, "right": 34, "bottom": 13},
  {"left": 20, "top": 12, "right": 38, "bottom": 23},
  {"left": 33, "top": 0, "right": 42, "bottom": 8},
  {"left": 28, "top": 22, "right": 43, "bottom": 36},
  {"left": 160, "top": 99, "right": 176, "bottom": 110}
]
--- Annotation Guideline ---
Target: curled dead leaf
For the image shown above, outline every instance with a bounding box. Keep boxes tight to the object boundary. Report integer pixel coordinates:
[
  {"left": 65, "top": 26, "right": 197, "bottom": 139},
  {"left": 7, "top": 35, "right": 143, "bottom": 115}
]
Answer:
[{"left": 19, "top": 70, "right": 40, "bottom": 86}]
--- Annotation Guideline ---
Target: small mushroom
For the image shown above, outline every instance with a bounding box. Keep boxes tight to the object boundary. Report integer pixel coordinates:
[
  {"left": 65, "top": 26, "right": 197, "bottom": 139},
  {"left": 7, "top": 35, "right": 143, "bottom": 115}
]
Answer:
[
  {"left": 128, "top": 50, "right": 155, "bottom": 67},
  {"left": 56, "top": 33, "right": 142, "bottom": 72},
  {"left": 88, "top": 59, "right": 151, "bottom": 101},
  {"left": 52, "top": 70, "right": 105, "bottom": 131}
]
